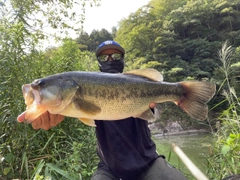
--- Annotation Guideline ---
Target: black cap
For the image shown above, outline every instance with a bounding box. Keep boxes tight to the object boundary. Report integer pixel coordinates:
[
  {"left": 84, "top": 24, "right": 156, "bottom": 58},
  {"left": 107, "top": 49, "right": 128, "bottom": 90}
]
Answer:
[{"left": 96, "top": 40, "right": 125, "bottom": 57}]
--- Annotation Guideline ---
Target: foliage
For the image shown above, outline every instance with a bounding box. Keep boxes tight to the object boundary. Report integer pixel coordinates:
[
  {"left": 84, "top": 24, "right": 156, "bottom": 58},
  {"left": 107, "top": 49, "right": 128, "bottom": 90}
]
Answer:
[
  {"left": 114, "top": 0, "right": 240, "bottom": 82},
  {"left": 0, "top": 37, "right": 98, "bottom": 180},
  {"left": 0, "top": 119, "right": 98, "bottom": 179},
  {"left": 43, "top": 38, "right": 98, "bottom": 75},
  {"left": 76, "top": 29, "right": 114, "bottom": 52},
  {"left": 9, "top": 0, "right": 100, "bottom": 39},
  {"left": 207, "top": 42, "right": 240, "bottom": 179},
  {"left": 0, "top": 1, "right": 99, "bottom": 179}
]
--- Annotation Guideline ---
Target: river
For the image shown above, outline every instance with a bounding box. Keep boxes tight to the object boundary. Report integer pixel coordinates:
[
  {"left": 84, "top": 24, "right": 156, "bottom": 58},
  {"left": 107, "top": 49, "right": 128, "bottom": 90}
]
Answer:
[{"left": 153, "top": 133, "right": 214, "bottom": 178}]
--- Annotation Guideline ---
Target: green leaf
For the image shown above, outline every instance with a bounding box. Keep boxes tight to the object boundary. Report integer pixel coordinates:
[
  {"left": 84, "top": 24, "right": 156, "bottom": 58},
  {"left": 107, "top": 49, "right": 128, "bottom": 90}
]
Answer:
[
  {"left": 32, "top": 160, "right": 45, "bottom": 180},
  {"left": 226, "top": 136, "right": 234, "bottom": 145},
  {"left": 46, "top": 163, "right": 75, "bottom": 180},
  {"left": 221, "top": 145, "right": 230, "bottom": 155},
  {"left": 4, "top": 153, "right": 14, "bottom": 163},
  {"left": 229, "top": 133, "right": 240, "bottom": 139},
  {"left": 3, "top": 167, "right": 11, "bottom": 175},
  {"left": 81, "top": 163, "right": 87, "bottom": 168}
]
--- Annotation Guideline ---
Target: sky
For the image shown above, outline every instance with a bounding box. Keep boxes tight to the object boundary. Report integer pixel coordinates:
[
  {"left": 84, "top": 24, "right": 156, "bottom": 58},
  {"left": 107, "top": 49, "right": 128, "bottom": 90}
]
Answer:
[
  {"left": 82, "top": 0, "right": 150, "bottom": 34},
  {"left": 41, "top": 0, "right": 150, "bottom": 49}
]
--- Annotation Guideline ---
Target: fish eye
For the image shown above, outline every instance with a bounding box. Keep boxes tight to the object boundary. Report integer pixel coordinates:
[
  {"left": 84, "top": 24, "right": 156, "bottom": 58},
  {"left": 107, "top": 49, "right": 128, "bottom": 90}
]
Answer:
[
  {"left": 31, "top": 79, "right": 45, "bottom": 89},
  {"left": 37, "top": 80, "right": 45, "bottom": 86}
]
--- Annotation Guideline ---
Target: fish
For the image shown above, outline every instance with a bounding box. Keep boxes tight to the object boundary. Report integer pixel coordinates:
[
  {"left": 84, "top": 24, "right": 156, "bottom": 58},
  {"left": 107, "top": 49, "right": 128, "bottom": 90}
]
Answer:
[{"left": 17, "top": 68, "right": 216, "bottom": 127}]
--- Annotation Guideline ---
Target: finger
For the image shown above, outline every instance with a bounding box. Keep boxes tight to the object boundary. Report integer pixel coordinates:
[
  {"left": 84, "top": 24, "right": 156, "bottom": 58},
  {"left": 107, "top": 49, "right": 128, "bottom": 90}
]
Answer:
[
  {"left": 17, "top": 111, "right": 26, "bottom": 122},
  {"left": 31, "top": 111, "right": 49, "bottom": 130},
  {"left": 41, "top": 112, "right": 51, "bottom": 130},
  {"left": 149, "top": 103, "right": 156, "bottom": 108},
  {"left": 49, "top": 114, "right": 64, "bottom": 127},
  {"left": 31, "top": 116, "right": 42, "bottom": 129}
]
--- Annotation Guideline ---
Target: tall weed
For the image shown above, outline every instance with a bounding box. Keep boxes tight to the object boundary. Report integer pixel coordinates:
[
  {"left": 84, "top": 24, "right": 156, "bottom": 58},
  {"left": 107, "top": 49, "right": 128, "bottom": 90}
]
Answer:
[
  {"left": 0, "top": 11, "right": 98, "bottom": 178},
  {"left": 207, "top": 42, "right": 240, "bottom": 179}
]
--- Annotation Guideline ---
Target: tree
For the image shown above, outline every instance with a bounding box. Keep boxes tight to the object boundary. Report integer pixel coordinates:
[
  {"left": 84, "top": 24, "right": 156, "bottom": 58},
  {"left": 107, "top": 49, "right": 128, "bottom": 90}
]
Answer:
[
  {"left": 9, "top": 0, "right": 100, "bottom": 39},
  {"left": 115, "top": 0, "right": 240, "bottom": 82},
  {"left": 0, "top": 0, "right": 100, "bottom": 179},
  {"left": 89, "top": 29, "right": 113, "bottom": 51},
  {"left": 75, "top": 31, "right": 91, "bottom": 51},
  {"left": 75, "top": 29, "right": 113, "bottom": 52}
]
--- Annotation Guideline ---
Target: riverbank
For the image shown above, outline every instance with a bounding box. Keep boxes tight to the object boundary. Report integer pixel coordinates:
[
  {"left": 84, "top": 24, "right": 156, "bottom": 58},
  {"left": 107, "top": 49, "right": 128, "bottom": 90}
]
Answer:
[
  {"left": 149, "top": 120, "right": 212, "bottom": 137},
  {"left": 152, "top": 129, "right": 210, "bottom": 137}
]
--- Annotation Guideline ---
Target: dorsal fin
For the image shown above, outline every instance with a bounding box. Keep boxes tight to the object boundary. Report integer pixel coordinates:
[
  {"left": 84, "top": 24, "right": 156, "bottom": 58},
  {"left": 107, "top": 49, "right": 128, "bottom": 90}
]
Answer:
[{"left": 123, "top": 68, "right": 163, "bottom": 81}]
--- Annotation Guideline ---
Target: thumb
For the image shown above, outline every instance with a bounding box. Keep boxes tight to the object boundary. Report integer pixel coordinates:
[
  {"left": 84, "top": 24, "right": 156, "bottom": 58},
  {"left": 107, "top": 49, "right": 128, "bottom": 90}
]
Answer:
[{"left": 17, "top": 111, "right": 26, "bottom": 123}]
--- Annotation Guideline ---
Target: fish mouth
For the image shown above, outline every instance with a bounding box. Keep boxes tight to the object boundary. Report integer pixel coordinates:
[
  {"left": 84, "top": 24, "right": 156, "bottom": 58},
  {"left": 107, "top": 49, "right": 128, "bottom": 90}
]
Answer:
[
  {"left": 22, "top": 84, "right": 41, "bottom": 106},
  {"left": 21, "top": 84, "right": 47, "bottom": 122}
]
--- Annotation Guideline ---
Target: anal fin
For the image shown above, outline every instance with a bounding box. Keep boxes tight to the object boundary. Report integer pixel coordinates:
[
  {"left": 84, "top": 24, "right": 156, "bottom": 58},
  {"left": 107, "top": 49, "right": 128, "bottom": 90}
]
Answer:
[
  {"left": 78, "top": 118, "right": 96, "bottom": 127},
  {"left": 135, "top": 108, "right": 156, "bottom": 122}
]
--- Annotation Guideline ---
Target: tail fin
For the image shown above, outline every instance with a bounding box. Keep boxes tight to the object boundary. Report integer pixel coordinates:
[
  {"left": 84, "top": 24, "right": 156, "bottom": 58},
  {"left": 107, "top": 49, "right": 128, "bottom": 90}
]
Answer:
[{"left": 176, "top": 81, "right": 216, "bottom": 121}]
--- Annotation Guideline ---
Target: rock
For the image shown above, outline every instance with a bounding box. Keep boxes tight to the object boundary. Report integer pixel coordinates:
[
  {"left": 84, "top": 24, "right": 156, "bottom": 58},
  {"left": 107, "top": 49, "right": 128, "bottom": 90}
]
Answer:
[{"left": 149, "top": 121, "right": 209, "bottom": 137}]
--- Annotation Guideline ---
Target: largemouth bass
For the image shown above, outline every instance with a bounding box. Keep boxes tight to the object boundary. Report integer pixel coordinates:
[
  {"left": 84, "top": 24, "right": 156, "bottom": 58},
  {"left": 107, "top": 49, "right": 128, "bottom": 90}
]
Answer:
[{"left": 17, "top": 69, "right": 216, "bottom": 126}]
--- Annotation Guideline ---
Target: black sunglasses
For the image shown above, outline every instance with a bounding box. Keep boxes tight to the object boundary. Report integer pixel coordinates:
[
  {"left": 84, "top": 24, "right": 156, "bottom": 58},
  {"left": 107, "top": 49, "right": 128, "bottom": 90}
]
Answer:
[{"left": 98, "top": 53, "right": 123, "bottom": 62}]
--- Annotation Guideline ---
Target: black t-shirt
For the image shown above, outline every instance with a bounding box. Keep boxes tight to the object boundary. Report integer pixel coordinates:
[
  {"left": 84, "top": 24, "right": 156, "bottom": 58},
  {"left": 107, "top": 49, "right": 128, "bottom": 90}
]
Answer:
[{"left": 95, "top": 117, "right": 159, "bottom": 180}]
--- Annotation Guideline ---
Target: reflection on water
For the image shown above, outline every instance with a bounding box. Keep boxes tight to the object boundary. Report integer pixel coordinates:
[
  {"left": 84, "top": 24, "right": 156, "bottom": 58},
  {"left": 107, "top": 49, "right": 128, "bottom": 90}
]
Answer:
[{"left": 154, "top": 133, "right": 214, "bottom": 176}]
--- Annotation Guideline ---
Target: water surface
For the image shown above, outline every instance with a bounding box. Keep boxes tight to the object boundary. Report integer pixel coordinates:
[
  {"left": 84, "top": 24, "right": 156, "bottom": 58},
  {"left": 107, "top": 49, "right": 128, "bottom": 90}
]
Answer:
[{"left": 154, "top": 133, "right": 214, "bottom": 178}]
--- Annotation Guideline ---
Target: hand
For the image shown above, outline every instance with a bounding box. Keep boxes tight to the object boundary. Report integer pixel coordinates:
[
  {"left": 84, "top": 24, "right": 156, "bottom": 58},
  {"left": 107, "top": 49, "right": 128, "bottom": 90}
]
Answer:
[
  {"left": 31, "top": 111, "right": 65, "bottom": 130},
  {"left": 18, "top": 111, "right": 65, "bottom": 130}
]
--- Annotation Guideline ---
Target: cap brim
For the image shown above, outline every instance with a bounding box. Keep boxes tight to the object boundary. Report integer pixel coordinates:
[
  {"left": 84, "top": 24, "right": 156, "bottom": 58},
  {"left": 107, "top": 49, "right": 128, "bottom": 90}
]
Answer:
[{"left": 96, "top": 45, "right": 125, "bottom": 56}]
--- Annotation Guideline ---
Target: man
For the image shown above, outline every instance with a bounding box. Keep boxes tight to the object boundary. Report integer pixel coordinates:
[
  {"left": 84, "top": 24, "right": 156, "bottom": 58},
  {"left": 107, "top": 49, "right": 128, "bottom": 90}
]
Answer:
[{"left": 23, "top": 40, "right": 187, "bottom": 180}]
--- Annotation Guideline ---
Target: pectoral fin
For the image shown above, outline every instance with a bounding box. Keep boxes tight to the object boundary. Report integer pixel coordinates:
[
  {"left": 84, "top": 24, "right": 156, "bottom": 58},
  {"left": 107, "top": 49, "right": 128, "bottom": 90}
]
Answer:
[
  {"left": 78, "top": 118, "right": 96, "bottom": 127},
  {"left": 136, "top": 109, "right": 156, "bottom": 122},
  {"left": 73, "top": 93, "right": 101, "bottom": 115}
]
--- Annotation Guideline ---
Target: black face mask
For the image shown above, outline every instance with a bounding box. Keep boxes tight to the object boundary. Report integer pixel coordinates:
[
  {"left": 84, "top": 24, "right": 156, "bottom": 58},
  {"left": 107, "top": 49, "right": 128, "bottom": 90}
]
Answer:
[{"left": 98, "top": 59, "right": 124, "bottom": 73}]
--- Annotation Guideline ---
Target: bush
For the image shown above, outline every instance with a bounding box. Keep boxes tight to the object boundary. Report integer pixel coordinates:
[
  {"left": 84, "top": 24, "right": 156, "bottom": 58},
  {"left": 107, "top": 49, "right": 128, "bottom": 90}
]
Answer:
[{"left": 0, "top": 19, "right": 99, "bottom": 178}]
